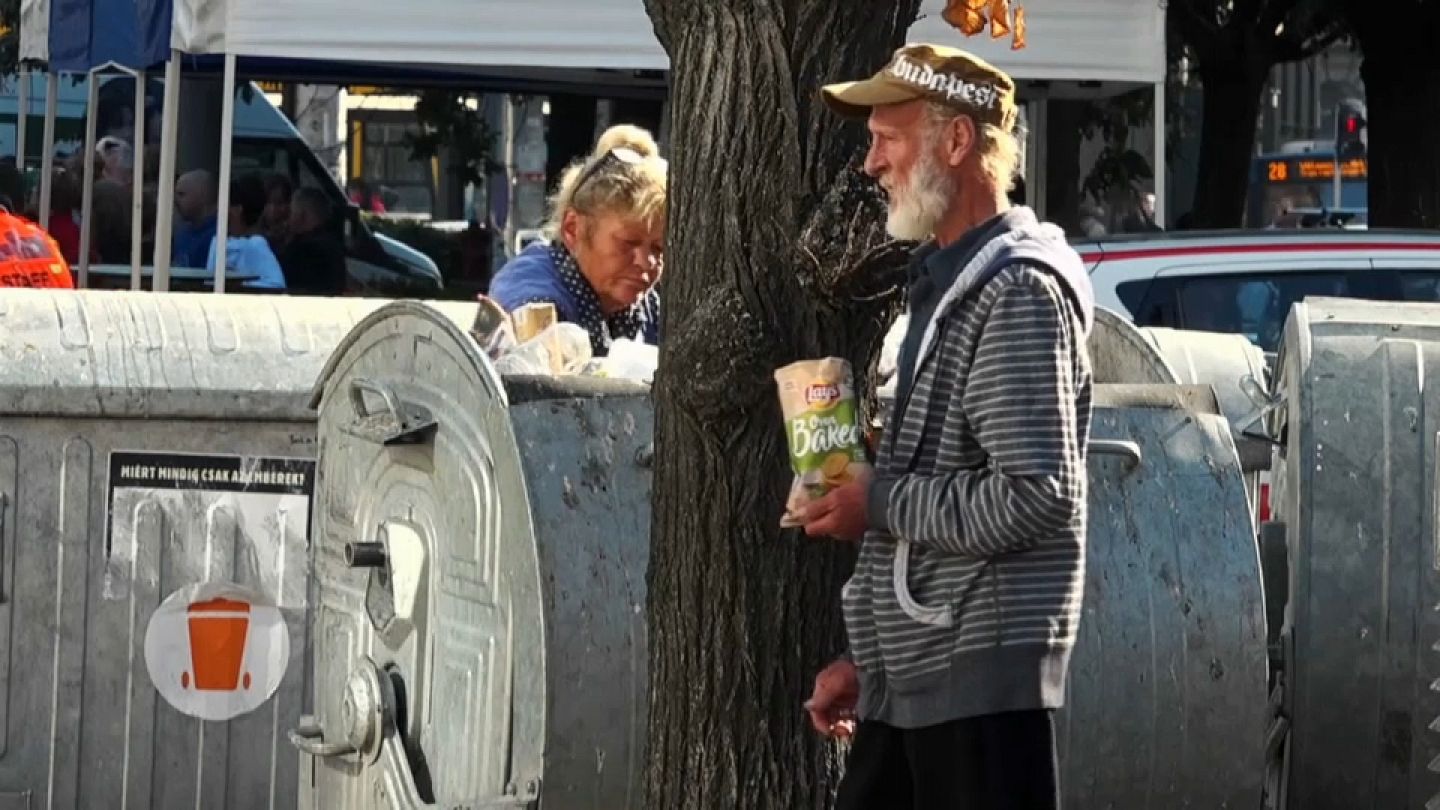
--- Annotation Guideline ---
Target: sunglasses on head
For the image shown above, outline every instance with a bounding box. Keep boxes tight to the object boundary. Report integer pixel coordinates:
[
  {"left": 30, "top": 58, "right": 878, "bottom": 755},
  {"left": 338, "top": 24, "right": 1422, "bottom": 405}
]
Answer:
[{"left": 573, "top": 147, "right": 646, "bottom": 194}]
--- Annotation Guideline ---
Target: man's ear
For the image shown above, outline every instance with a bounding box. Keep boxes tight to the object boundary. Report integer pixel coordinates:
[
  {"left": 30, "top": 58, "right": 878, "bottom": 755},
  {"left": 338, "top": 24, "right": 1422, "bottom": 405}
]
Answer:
[{"left": 943, "top": 114, "right": 977, "bottom": 169}]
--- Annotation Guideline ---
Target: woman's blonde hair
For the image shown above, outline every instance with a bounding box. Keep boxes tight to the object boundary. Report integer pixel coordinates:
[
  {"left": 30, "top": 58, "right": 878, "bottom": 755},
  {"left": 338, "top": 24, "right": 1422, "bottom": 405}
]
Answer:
[{"left": 545, "top": 124, "right": 668, "bottom": 237}]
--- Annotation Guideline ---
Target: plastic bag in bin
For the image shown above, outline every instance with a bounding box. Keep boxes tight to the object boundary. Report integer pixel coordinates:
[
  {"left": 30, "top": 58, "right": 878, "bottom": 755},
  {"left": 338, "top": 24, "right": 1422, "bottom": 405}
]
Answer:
[{"left": 0, "top": 211, "right": 73, "bottom": 289}]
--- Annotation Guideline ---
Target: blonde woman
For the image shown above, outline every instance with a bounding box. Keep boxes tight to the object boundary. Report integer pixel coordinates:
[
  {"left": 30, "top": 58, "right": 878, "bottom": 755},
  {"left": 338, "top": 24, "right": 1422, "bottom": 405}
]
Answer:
[{"left": 490, "top": 124, "right": 666, "bottom": 356}]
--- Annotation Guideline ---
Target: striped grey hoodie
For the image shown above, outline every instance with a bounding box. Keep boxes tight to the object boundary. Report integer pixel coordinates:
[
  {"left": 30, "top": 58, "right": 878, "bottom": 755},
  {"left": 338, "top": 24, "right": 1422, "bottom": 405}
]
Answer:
[{"left": 846, "top": 207, "right": 1094, "bottom": 728}]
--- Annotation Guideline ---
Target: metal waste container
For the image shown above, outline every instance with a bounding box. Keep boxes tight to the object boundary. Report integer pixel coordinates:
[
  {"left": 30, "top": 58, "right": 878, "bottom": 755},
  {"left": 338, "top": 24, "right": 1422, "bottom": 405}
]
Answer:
[
  {"left": 300, "top": 301, "right": 652, "bottom": 810},
  {"left": 299, "top": 301, "right": 1267, "bottom": 810},
  {"left": 0, "top": 288, "right": 474, "bottom": 810},
  {"left": 1060, "top": 383, "right": 1268, "bottom": 809},
  {"left": 1269, "top": 298, "right": 1440, "bottom": 810},
  {"left": 1091, "top": 307, "right": 1272, "bottom": 476}
]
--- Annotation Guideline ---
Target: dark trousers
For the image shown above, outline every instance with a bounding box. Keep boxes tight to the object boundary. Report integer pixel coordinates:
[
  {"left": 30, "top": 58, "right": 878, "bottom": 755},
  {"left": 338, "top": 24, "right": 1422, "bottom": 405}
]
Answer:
[{"left": 834, "top": 710, "right": 1060, "bottom": 810}]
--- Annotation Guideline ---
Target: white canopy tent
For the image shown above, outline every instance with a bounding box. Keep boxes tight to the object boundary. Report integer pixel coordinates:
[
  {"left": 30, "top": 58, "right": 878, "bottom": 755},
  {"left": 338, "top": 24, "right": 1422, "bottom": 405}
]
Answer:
[
  {"left": 20, "top": 0, "right": 1166, "bottom": 292},
  {"left": 169, "top": 0, "right": 667, "bottom": 72},
  {"left": 165, "top": 0, "right": 1162, "bottom": 83},
  {"left": 910, "top": 0, "right": 1165, "bottom": 84}
]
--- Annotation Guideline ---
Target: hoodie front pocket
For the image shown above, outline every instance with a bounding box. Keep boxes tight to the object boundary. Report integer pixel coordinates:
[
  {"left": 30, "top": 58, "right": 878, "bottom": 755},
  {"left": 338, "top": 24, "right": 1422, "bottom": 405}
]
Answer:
[
  {"left": 879, "top": 544, "right": 992, "bottom": 688},
  {"left": 892, "top": 540, "right": 953, "bottom": 627}
]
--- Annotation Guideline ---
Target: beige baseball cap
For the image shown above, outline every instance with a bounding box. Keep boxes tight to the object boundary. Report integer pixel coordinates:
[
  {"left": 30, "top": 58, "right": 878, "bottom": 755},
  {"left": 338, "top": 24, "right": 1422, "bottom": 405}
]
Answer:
[{"left": 821, "top": 43, "right": 1018, "bottom": 131}]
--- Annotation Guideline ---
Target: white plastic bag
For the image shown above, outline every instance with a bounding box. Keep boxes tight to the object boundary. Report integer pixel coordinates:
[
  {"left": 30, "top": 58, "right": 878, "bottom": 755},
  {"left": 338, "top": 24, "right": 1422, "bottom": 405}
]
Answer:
[
  {"left": 493, "top": 322, "right": 593, "bottom": 375},
  {"left": 596, "top": 338, "right": 658, "bottom": 383}
]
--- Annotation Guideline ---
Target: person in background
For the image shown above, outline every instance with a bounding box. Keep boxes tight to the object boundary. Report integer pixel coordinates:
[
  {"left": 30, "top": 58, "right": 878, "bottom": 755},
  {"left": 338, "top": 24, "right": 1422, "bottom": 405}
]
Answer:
[
  {"left": 94, "top": 78, "right": 161, "bottom": 149},
  {"left": 802, "top": 44, "right": 1093, "bottom": 810},
  {"left": 346, "top": 177, "right": 387, "bottom": 214},
  {"left": 1075, "top": 200, "right": 1107, "bottom": 238},
  {"left": 45, "top": 169, "right": 83, "bottom": 263},
  {"left": 1120, "top": 191, "right": 1163, "bottom": 233},
  {"left": 96, "top": 137, "right": 133, "bottom": 186},
  {"left": 207, "top": 173, "right": 286, "bottom": 291},
  {"left": 90, "top": 179, "right": 132, "bottom": 264},
  {"left": 488, "top": 124, "right": 666, "bottom": 356},
  {"left": 280, "top": 187, "right": 347, "bottom": 295},
  {"left": 262, "top": 172, "right": 295, "bottom": 250},
  {"left": 173, "top": 170, "right": 218, "bottom": 268},
  {"left": 1140, "top": 192, "right": 1162, "bottom": 229},
  {"left": 0, "top": 162, "right": 25, "bottom": 214}
]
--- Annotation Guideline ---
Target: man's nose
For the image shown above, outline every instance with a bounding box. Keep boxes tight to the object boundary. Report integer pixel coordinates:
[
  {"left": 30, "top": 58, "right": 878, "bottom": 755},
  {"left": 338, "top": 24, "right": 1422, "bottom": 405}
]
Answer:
[{"left": 863, "top": 142, "right": 886, "bottom": 178}]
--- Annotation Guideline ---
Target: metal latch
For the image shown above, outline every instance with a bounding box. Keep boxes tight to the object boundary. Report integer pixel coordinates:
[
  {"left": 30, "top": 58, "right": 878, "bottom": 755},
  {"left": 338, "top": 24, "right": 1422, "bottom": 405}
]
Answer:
[
  {"left": 350, "top": 522, "right": 428, "bottom": 639},
  {"left": 289, "top": 659, "right": 395, "bottom": 763},
  {"left": 345, "top": 377, "right": 437, "bottom": 446},
  {"left": 288, "top": 718, "right": 356, "bottom": 758}
]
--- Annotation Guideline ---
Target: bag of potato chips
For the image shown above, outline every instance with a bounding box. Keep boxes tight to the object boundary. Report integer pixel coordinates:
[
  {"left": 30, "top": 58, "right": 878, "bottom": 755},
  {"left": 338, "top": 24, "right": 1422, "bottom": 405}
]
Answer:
[{"left": 775, "top": 357, "right": 872, "bottom": 528}]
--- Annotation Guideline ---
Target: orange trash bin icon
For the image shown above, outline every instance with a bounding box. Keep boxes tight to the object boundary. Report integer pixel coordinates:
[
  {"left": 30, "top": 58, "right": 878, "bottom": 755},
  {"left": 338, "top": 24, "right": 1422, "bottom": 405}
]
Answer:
[{"left": 183, "top": 597, "right": 252, "bottom": 691}]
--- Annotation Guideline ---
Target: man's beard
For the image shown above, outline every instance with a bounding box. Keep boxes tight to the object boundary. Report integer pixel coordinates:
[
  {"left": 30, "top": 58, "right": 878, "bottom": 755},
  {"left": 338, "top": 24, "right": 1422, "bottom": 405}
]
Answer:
[{"left": 884, "top": 146, "right": 955, "bottom": 242}]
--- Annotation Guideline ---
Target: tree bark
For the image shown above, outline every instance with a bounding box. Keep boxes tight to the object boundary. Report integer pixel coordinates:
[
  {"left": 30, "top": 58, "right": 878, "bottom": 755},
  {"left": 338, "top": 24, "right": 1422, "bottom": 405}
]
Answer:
[
  {"left": 641, "top": 2, "right": 920, "bottom": 808},
  {"left": 1351, "top": 4, "right": 1440, "bottom": 228},
  {"left": 1191, "top": 63, "right": 1266, "bottom": 228}
]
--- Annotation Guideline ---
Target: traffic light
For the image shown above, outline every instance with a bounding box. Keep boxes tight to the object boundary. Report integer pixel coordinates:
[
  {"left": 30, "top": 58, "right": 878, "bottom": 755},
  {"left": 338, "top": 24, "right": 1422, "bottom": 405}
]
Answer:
[{"left": 1335, "top": 100, "right": 1367, "bottom": 160}]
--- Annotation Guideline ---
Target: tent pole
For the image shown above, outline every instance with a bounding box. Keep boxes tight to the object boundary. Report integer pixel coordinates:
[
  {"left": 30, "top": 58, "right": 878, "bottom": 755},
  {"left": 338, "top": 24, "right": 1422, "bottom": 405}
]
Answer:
[
  {"left": 213, "top": 54, "right": 236, "bottom": 294},
  {"left": 130, "top": 69, "right": 147, "bottom": 290},
  {"left": 15, "top": 72, "right": 27, "bottom": 195},
  {"left": 38, "top": 72, "right": 58, "bottom": 230},
  {"left": 1153, "top": 80, "right": 1166, "bottom": 228},
  {"left": 77, "top": 72, "right": 100, "bottom": 288},
  {"left": 153, "top": 52, "right": 182, "bottom": 292}
]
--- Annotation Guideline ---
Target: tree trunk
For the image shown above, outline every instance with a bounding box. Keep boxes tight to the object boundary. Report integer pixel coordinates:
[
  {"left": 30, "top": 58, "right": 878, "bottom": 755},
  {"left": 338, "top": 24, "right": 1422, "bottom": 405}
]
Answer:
[
  {"left": 1191, "top": 63, "right": 1266, "bottom": 228},
  {"left": 641, "top": 2, "right": 920, "bottom": 808},
  {"left": 1357, "top": 51, "right": 1440, "bottom": 227}
]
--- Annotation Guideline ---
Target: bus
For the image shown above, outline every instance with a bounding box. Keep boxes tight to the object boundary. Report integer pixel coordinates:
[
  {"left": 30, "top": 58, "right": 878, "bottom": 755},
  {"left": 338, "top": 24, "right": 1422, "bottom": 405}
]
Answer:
[{"left": 1246, "top": 144, "right": 1367, "bottom": 228}]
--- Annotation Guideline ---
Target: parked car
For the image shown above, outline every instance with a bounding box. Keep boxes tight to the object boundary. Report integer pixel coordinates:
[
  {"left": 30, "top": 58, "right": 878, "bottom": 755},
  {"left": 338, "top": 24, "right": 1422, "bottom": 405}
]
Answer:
[{"left": 1080, "top": 229, "right": 1440, "bottom": 351}]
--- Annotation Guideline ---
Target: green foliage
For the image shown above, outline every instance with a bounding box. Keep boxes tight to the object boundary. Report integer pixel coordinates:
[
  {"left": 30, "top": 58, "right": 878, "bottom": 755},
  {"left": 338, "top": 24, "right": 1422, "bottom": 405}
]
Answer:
[
  {"left": 403, "top": 90, "right": 501, "bottom": 189},
  {"left": 1078, "top": 88, "right": 1158, "bottom": 203},
  {"left": 1173, "top": 0, "right": 1347, "bottom": 64},
  {"left": 1072, "top": 34, "right": 1199, "bottom": 204},
  {"left": 0, "top": 0, "right": 19, "bottom": 76}
]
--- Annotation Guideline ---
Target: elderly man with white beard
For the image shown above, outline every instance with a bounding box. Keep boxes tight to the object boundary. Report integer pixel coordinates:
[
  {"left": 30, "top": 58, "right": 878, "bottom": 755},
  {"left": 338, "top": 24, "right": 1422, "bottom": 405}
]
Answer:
[{"left": 798, "top": 44, "right": 1096, "bottom": 809}]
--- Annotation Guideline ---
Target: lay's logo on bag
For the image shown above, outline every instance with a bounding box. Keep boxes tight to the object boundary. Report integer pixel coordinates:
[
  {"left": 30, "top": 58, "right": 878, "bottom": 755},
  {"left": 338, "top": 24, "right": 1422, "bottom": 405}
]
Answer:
[{"left": 805, "top": 383, "right": 841, "bottom": 407}]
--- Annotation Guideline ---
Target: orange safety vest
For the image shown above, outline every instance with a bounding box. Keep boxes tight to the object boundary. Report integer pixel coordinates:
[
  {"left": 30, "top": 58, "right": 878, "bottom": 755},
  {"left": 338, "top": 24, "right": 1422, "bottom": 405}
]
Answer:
[{"left": 0, "top": 211, "right": 74, "bottom": 289}]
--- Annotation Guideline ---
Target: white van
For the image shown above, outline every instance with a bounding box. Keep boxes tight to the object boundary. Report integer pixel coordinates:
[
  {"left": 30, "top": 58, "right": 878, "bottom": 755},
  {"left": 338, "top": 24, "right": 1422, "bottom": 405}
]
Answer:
[{"left": 0, "top": 74, "right": 441, "bottom": 295}]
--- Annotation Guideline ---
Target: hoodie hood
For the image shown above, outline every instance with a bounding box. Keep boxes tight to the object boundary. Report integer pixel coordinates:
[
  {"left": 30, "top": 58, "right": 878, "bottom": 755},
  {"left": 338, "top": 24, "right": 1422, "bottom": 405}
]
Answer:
[{"left": 941, "top": 206, "right": 1095, "bottom": 337}]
